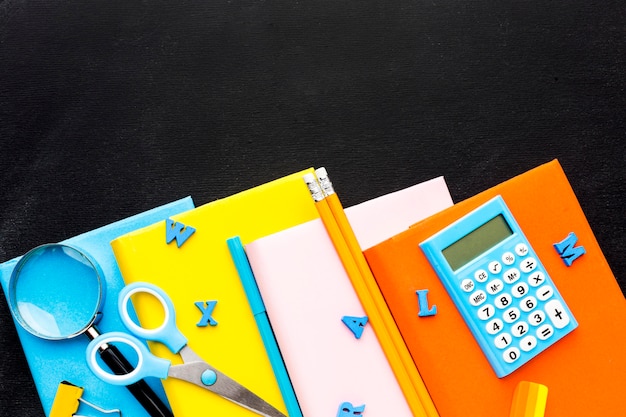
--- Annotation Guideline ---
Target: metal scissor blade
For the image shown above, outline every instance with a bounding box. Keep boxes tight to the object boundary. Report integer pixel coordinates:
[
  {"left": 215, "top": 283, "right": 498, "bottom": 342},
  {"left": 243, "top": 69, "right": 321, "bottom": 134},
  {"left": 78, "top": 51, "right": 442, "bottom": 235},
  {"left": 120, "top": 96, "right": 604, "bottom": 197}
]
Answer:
[
  {"left": 208, "top": 370, "right": 288, "bottom": 417},
  {"left": 170, "top": 347, "right": 287, "bottom": 417}
]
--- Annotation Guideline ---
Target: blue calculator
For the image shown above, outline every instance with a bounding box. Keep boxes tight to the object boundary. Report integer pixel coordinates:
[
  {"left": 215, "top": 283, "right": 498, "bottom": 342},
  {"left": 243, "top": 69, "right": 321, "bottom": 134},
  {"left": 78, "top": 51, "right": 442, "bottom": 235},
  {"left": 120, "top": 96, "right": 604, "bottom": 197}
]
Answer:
[{"left": 419, "top": 195, "right": 577, "bottom": 377}]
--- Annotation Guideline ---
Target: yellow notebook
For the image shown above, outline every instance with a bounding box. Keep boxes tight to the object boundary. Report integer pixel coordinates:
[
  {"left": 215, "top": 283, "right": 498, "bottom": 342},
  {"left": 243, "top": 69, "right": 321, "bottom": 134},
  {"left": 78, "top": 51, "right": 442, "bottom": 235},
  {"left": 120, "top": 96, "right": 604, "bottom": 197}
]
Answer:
[{"left": 110, "top": 169, "right": 319, "bottom": 417}]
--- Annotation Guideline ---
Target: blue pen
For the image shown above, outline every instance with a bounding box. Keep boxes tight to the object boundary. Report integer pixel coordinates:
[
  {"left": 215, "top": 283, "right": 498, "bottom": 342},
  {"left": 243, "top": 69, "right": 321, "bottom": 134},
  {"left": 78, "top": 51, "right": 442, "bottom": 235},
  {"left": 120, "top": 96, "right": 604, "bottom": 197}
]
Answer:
[{"left": 227, "top": 236, "right": 303, "bottom": 417}]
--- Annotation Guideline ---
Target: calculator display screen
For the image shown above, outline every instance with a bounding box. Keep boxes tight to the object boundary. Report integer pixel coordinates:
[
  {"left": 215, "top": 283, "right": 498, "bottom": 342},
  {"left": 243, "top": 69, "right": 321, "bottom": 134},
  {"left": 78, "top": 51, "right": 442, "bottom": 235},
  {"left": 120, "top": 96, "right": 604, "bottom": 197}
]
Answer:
[{"left": 442, "top": 214, "right": 513, "bottom": 271}]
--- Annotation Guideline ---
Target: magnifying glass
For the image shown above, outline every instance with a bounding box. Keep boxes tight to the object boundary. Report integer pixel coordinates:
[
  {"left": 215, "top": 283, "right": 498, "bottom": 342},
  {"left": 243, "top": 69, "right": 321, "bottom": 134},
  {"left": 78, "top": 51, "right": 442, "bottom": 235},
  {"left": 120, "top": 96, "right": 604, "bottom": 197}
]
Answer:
[{"left": 8, "top": 243, "right": 173, "bottom": 417}]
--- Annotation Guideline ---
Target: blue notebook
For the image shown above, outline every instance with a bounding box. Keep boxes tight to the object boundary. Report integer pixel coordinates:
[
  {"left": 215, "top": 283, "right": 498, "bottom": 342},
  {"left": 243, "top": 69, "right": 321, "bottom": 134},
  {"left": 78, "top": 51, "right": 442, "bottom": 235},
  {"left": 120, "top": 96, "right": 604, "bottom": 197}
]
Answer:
[{"left": 0, "top": 197, "right": 195, "bottom": 417}]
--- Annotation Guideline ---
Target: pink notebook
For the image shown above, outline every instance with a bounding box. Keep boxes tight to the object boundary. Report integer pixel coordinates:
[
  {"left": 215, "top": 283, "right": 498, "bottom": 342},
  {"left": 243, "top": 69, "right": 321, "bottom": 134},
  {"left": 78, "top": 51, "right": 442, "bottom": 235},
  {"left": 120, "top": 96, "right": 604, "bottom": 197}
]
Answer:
[{"left": 244, "top": 177, "right": 452, "bottom": 416}]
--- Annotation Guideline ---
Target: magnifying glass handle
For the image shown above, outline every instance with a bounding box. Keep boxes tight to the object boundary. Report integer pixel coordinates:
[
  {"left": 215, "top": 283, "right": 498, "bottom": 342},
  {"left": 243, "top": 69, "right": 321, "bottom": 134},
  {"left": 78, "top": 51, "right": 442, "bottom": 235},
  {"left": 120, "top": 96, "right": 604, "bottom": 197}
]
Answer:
[{"left": 87, "top": 327, "right": 174, "bottom": 417}]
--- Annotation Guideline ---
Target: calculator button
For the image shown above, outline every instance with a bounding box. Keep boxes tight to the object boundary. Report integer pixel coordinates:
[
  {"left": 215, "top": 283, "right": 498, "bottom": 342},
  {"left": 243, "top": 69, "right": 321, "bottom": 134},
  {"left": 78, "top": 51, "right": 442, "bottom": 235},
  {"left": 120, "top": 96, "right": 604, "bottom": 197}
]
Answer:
[
  {"left": 477, "top": 304, "right": 495, "bottom": 320},
  {"left": 495, "top": 333, "right": 512, "bottom": 349},
  {"left": 488, "top": 261, "right": 502, "bottom": 274},
  {"left": 495, "top": 293, "right": 512, "bottom": 309},
  {"left": 544, "top": 299, "right": 570, "bottom": 329},
  {"left": 486, "top": 279, "right": 504, "bottom": 295},
  {"left": 520, "top": 296, "right": 538, "bottom": 312},
  {"left": 474, "top": 269, "right": 489, "bottom": 283},
  {"left": 502, "top": 268, "right": 521, "bottom": 284},
  {"left": 469, "top": 290, "right": 487, "bottom": 306},
  {"left": 536, "top": 285, "right": 554, "bottom": 301},
  {"left": 503, "top": 347, "right": 521, "bottom": 363},
  {"left": 503, "top": 307, "right": 521, "bottom": 323},
  {"left": 515, "top": 243, "right": 529, "bottom": 256},
  {"left": 502, "top": 252, "right": 515, "bottom": 265},
  {"left": 511, "top": 282, "right": 529, "bottom": 298},
  {"left": 520, "top": 335, "right": 538, "bottom": 352},
  {"left": 536, "top": 324, "right": 554, "bottom": 340},
  {"left": 461, "top": 278, "right": 475, "bottom": 292},
  {"left": 527, "top": 271, "right": 546, "bottom": 287},
  {"left": 528, "top": 310, "right": 546, "bottom": 326},
  {"left": 511, "top": 321, "right": 530, "bottom": 338},
  {"left": 520, "top": 257, "right": 538, "bottom": 273},
  {"left": 486, "top": 318, "right": 504, "bottom": 335}
]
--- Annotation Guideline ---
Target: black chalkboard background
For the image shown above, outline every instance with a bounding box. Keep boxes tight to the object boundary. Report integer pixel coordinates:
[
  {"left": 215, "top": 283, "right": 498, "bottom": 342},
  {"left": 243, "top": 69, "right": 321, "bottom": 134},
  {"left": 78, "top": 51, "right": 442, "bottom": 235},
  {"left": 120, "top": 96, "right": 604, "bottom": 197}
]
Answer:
[{"left": 1, "top": 1, "right": 624, "bottom": 415}]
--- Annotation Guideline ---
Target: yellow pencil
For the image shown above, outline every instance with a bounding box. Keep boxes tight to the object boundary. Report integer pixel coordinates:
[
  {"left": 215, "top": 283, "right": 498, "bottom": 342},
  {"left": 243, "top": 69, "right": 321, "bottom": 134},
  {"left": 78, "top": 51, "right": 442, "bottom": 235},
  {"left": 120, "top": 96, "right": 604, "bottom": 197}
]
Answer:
[
  {"left": 314, "top": 168, "right": 439, "bottom": 417},
  {"left": 303, "top": 172, "right": 439, "bottom": 417}
]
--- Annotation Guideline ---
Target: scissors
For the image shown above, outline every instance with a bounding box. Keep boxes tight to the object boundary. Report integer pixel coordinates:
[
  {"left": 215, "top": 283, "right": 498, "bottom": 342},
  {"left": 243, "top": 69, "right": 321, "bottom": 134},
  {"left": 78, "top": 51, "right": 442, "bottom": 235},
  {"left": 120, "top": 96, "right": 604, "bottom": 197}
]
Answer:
[{"left": 86, "top": 282, "right": 287, "bottom": 417}]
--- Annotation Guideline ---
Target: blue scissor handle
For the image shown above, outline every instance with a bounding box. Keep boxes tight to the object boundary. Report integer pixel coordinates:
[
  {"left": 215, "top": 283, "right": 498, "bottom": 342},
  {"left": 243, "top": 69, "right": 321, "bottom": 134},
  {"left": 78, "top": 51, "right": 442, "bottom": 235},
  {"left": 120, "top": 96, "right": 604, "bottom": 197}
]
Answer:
[
  {"left": 118, "top": 282, "right": 187, "bottom": 353},
  {"left": 86, "top": 332, "right": 171, "bottom": 385}
]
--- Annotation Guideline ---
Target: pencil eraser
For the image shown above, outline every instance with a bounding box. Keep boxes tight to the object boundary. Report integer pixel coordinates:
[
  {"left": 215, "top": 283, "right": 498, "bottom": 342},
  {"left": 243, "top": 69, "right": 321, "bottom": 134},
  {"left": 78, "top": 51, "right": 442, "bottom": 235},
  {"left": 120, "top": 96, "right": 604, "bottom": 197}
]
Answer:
[
  {"left": 315, "top": 167, "right": 328, "bottom": 178},
  {"left": 509, "top": 381, "right": 548, "bottom": 417},
  {"left": 303, "top": 173, "right": 317, "bottom": 184},
  {"left": 337, "top": 402, "right": 365, "bottom": 416},
  {"left": 303, "top": 173, "right": 325, "bottom": 201}
]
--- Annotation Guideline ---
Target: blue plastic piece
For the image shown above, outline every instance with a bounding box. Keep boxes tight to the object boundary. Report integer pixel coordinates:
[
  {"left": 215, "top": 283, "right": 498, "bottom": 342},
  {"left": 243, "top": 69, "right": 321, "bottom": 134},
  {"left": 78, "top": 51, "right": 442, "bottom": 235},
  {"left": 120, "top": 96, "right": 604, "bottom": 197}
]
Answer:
[
  {"left": 337, "top": 402, "right": 365, "bottom": 416},
  {"left": 119, "top": 282, "right": 188, "bottom": 353},
  {"left": 341, "top": 316, "right": 368, "bottom": 339},
  {"left": 416, "top": 289, "right": 437, "bottom": 317},
  {"left": 165, "top": 218, "right": 196, "bottom": 248},
  {"left": 194, "top": 301, "right": 218, "bottom": 327},
  {"left": 200, "top": 370, "right": 217, "bottom": 386},
  {"left": 553, "top": 232, "right": 586, "bottom": 266}
]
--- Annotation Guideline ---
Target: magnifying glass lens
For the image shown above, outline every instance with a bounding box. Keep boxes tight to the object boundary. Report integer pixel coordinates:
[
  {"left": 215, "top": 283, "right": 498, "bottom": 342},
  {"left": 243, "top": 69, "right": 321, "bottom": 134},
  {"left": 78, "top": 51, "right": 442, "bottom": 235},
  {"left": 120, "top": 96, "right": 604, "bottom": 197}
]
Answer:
[{"left": 10, "top": 244, "right": 103, "bottom": 339}]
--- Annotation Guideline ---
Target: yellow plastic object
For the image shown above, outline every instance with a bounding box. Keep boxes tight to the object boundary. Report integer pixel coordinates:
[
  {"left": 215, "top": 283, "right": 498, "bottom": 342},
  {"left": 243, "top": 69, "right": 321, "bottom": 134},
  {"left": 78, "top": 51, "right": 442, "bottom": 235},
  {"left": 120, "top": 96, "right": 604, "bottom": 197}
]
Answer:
[
  {"left": 509, "top": 381, "right": 548, "bottom": 417},
  {"left": 50, "top": 382, "right": 83, "bottom": 417},
  {"left": 50, "top": 381, "right": 120, "bottom": 417},
  {"left": 111, "top": 169, "right": 319, "bottom": 417}
]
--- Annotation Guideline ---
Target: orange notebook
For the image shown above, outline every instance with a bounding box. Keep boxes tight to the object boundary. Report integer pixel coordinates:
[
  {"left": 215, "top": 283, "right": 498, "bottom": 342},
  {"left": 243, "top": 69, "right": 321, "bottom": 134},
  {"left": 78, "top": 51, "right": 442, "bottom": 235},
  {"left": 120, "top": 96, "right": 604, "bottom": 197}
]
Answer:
[{"left": 364, "top": 160, "right": 626, "bottom": 416}]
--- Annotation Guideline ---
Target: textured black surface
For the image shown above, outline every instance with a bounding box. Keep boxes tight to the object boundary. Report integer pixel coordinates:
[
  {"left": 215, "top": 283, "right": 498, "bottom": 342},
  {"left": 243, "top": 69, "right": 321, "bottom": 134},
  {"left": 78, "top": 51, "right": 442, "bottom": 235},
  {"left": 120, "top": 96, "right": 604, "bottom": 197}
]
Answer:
[{"left": 1, "top": 1, "right": 624, "bottom": 415}]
